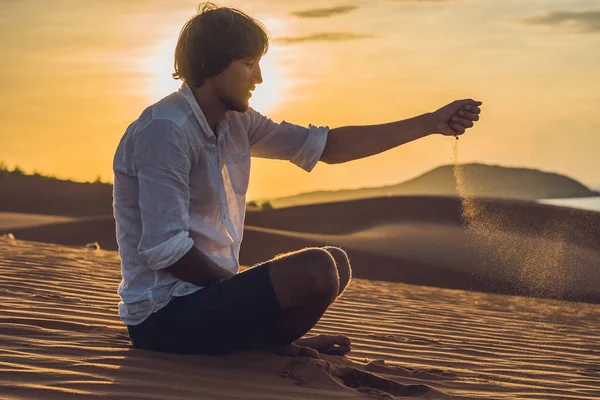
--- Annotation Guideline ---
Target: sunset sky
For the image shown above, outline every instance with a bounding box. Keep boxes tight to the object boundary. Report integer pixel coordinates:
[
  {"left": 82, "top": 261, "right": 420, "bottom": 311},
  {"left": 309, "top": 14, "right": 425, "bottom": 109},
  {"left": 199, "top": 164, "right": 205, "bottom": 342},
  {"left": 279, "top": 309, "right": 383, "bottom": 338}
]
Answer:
[{"left": 1, "top": 0, "right": 599, "bottom": 200}]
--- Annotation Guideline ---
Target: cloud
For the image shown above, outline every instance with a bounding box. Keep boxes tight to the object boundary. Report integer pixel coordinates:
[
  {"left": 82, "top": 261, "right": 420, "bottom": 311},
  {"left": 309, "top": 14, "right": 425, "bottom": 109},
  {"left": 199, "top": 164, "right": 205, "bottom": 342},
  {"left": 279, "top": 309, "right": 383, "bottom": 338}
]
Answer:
[
  {"left": 276, "top": 32, "right": 374, "bottom": 44},
  {"left": 291, "top": 5, "right": 358, "bottom": 18},
  {"left": 523, "top": 10, "right": 600, "bottom": 33}
]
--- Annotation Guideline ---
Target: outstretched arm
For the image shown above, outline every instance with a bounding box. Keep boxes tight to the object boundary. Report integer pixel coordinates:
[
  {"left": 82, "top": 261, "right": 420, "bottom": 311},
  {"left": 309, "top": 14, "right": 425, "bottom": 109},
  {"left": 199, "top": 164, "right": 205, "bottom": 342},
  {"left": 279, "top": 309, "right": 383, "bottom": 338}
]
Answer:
[{"left": 320, "top": 99, "right": 482, "bottom": 164}]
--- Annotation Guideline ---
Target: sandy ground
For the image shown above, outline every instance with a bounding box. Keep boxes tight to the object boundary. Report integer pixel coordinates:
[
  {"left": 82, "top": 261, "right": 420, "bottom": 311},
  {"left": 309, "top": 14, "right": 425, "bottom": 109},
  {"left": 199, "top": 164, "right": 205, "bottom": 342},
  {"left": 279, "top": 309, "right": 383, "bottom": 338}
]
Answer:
[
  {"left": 1, "top": 196, "right": 599, "bottom": 398},
  {"left": 1, "top": 237, "right": 599, "bottom": 399}
]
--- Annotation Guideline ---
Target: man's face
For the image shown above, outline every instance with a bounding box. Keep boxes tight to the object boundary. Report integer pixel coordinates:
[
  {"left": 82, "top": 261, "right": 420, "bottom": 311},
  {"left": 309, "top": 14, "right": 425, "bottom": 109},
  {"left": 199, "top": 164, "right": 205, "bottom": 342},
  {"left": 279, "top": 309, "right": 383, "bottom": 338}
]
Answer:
[{"left": 214, "top": 57, "right": 263, "bottom": 112}]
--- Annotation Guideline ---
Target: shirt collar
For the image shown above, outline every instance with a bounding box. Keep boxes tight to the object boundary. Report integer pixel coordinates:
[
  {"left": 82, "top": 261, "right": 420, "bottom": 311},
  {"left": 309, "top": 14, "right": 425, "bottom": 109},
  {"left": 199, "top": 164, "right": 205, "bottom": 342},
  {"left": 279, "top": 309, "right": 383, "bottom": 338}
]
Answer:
[{"left": 180, "top": 82, "right": 229, "bottom": 142}]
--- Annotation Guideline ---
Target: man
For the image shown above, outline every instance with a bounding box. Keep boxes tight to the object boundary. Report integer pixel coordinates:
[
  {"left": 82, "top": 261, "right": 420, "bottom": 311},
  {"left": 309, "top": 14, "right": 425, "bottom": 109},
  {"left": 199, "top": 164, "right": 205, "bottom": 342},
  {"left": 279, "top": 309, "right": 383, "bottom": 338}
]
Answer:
[{"left": 113, "top": 3, "right": 481, "bottom": 359}]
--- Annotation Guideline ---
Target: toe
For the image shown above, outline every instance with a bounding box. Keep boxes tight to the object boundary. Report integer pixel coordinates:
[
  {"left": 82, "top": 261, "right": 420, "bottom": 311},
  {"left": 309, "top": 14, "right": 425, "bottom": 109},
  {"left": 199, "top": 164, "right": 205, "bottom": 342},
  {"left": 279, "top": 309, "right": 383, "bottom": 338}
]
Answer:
[
  {"left": 297, "top": 345, "right": 320, "bottom": 359},
  {"left": 321, "top": 334, "right": 351, "bottom": 346},
  {"left": 324, "top": 344, "right": 351, "bottom": 356},
  {"left": 337, "top": 335, "right": 351, "bottom": 346}
]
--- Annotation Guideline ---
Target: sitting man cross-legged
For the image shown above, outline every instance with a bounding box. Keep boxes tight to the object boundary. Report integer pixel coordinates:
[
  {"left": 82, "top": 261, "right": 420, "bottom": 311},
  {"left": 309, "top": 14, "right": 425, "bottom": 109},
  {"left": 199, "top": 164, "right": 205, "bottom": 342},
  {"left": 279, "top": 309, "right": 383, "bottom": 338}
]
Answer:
[{"left": 112, "top": 3, "right": 482, "bottom": 358}]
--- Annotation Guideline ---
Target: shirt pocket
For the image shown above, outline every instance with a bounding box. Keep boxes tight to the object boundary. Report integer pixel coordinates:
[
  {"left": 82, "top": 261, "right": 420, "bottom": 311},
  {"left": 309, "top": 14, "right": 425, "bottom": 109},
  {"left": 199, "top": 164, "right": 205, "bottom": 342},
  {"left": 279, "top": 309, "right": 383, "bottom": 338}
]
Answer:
[{"left": 223, "top": 149, "right": 251, "bottom": 195}]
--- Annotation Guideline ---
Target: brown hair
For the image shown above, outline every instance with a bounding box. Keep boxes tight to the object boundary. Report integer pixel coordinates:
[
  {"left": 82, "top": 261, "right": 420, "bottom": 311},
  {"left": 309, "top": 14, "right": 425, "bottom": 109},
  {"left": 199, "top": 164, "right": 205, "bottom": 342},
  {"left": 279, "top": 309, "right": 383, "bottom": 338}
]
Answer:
[{"left": 172, "top": 3, "right": 270, "bottom": 88}]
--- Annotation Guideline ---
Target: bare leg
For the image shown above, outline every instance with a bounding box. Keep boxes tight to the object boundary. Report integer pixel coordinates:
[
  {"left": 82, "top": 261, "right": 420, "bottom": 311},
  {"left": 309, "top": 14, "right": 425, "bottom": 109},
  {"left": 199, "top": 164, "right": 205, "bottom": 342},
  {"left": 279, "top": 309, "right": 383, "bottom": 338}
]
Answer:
[
  {"left": 292, "top": 246, "right": 352, "bottom": 355},
  {"left": 266, "top": 247, "right": 353, "bottom": 357},
  {"left": 322, "top": 246, "right": 352, "bottom": 297}
]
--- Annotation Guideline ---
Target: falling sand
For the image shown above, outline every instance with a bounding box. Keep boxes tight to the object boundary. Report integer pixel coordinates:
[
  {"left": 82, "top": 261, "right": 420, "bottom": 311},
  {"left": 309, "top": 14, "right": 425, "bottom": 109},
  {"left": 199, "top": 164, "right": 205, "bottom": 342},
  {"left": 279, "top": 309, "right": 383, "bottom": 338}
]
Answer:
[{"left": 452, "top": 138, "right": 577, "bottom": 300}]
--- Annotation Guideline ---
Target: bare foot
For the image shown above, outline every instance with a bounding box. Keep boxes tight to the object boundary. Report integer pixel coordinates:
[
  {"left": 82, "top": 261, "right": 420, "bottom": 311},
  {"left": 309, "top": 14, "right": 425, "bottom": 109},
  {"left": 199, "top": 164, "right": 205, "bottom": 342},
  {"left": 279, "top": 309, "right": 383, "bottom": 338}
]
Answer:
[
  {"left": 271, "top": 343, "right": 320, "bottom": 359},
  {"left": 295, "top": 334, "right": 352, "bottom": 356}
]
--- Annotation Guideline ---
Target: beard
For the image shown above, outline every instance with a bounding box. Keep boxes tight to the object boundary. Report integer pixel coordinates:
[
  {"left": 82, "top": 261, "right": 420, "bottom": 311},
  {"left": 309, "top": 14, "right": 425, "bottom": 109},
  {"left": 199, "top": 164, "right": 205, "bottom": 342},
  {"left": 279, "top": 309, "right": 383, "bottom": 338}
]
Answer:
[{"left": 220, "top": 93, "right": 249, "bottom": 113}]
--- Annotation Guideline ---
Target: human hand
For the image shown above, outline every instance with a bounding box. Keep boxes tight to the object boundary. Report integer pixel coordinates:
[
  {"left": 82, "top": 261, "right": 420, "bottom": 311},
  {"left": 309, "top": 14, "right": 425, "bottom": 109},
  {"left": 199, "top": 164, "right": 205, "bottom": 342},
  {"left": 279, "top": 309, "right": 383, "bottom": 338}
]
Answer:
[{"left": 429, "top": 99, "right": 482, "bottom": 136}]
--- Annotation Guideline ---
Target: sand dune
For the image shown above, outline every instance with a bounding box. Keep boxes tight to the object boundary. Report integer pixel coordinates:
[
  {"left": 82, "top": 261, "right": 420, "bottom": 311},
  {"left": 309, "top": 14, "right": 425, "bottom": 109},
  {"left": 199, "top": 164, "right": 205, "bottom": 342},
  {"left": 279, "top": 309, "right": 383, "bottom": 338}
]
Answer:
[
  {"left": 1, "top": 196, "right": 599, "bottom": 303},
  {"left": 0, "top": 212, "right": 75, "bottom": 230},
  {"left": 1, "top": 238, "right": 599, "bottom": 399},
  {"left": 243, "top": 196, "right": 600, "bottom": 251},
  {"left": 242, "top": 196, "right": 600, "bottom": 303},
  {"left": 0, "top": 214, "right": 117, "bottom": 250},
  {"left": 241, "top": 222, "right": 600, "bottom": 303}
]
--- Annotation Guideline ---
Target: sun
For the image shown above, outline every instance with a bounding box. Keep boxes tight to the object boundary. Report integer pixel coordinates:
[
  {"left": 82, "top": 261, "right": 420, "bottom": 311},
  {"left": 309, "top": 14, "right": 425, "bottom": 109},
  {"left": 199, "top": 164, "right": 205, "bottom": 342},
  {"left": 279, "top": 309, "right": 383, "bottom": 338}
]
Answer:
[
  {"left": 139, "top": 37, "right": 181, "bottom": 103},
  {"left": 248, "top": 50, "right": 284, "bottom": 114},
  {"left": 139, "top": 37, "right": 286, "bottom": 115}
]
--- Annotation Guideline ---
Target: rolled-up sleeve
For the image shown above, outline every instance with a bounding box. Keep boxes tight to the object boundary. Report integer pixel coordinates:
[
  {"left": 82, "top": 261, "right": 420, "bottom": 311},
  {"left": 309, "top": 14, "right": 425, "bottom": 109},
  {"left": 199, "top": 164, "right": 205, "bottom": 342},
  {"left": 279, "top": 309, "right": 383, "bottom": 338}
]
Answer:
[
  {"left": 133, "top": 119, "right": 195, "bottom": 270},
  {"left": 246, "top": 108, "right": 329, "bottom": 172}
]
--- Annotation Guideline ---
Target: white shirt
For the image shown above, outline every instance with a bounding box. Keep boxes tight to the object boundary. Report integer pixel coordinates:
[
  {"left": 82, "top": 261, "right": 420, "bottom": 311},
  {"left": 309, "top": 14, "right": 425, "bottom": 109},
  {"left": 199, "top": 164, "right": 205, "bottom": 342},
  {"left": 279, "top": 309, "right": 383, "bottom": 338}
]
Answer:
[{"left": 112, "top": 83, "right": 329, "bottom": 326}]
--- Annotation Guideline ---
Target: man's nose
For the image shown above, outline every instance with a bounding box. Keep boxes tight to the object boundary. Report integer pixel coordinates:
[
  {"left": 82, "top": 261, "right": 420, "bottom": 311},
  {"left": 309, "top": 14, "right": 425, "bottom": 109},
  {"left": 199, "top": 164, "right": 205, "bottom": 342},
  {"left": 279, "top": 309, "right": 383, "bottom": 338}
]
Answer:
[{"left": 254, "top": 64, "right": 263, "bottom": 84}]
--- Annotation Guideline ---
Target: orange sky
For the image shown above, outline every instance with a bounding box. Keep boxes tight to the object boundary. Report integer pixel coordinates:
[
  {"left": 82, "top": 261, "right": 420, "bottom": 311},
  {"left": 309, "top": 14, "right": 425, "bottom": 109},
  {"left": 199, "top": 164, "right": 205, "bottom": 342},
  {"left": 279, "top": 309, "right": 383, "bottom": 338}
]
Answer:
[{"left": 1, "top": 0, "right": 599, "bottom": 200}]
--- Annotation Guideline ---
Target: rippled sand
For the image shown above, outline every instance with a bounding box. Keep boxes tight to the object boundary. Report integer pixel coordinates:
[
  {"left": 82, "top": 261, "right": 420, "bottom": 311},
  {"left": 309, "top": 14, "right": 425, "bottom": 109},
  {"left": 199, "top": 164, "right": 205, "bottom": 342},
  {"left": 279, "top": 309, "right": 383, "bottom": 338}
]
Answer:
[{"left": 1, "top": 238, "right": 598, "bottom": 399}]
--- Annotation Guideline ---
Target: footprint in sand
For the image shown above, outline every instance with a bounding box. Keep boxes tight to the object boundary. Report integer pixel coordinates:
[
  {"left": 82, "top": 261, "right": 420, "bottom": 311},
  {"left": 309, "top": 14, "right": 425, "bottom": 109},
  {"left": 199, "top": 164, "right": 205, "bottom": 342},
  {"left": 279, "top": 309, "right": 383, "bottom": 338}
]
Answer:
[
  {"left": 281, "top": 358, "right": 433, "bottom": 398},
  {"left": 338, "top": 367, "right": 431, "bottom": 397},
  {"left": 366, "top": 359, "right": 457, "bottom": 381}
]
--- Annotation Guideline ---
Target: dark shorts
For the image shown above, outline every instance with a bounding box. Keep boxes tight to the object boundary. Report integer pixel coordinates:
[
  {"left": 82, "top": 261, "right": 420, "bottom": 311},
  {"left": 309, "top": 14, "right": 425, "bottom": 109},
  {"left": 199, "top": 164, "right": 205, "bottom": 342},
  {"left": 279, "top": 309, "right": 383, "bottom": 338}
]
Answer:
[{"left": 127, "top": 262, "right": 286, "bottom": 355}]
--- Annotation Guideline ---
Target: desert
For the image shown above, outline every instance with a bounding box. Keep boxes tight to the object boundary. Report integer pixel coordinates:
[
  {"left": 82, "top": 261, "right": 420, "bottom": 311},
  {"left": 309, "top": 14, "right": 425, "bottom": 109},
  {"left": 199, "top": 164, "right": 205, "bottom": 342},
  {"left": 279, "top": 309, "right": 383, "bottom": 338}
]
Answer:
[{"left": 1, "top": 193, "right": 599, "bottom": 399}]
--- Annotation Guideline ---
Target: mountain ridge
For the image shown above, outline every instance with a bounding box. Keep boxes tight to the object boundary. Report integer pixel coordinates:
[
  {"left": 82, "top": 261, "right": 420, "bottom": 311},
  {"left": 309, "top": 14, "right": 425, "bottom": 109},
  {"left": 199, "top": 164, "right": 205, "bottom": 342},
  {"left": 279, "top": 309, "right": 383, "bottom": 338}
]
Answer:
[{"left": 264, "top": 163, "right": 599, "bottom": 208}]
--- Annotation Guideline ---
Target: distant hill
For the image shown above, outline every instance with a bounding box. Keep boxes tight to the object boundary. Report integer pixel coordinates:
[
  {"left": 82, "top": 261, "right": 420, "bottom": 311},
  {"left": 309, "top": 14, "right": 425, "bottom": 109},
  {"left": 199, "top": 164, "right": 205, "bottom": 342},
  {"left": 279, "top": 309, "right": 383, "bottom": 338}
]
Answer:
[
  {"left": 0, "top": 163, "right": 597, "bottom": 216},
  {"left": 266, "top": 164, "right": 599, "bottom": 208},
  {"left": 0, "top": 174, "right": 113, "bottom": 217}
]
